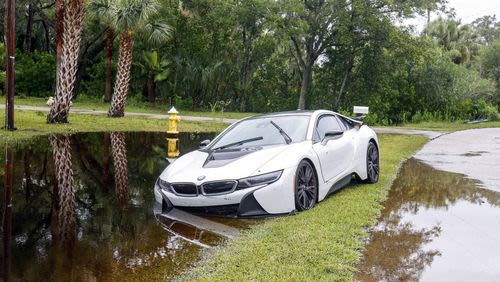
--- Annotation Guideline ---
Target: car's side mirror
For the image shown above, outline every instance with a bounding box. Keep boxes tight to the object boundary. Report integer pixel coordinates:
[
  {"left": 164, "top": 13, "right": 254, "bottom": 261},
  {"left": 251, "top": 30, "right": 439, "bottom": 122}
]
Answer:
[
  {"left": 199, "top": 139, "right": 211, "bottom": 149},
  {"left": 322, "top": 130, "right": 343, "bottom": 144}
]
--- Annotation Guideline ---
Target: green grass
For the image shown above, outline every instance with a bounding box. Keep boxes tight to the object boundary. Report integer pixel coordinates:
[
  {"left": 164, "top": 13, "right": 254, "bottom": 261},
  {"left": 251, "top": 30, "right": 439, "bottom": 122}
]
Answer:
[
  {"left": 14, "top": 96, "right": 255, "bottom": 119},
  {"left": 0, "top": 109, "right": 226, "bottom": 144},
  {"left": 382, "top": 120, "right": 500, "bottom": 132},
  {"left": 183, "top": 134, "right": 428, "bottom": 281}
]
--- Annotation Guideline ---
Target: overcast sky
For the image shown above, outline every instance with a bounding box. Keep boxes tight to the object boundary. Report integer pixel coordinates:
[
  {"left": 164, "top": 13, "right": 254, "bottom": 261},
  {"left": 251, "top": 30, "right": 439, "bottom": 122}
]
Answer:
[{"left": 405, "top": 0, "right": 500, "bottom": 32}]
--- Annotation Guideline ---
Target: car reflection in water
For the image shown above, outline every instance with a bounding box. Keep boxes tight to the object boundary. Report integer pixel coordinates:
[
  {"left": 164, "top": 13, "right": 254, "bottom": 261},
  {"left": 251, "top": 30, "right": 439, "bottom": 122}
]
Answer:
[{"left": 155, "top": 135, "right": 256, "bottom": 249}]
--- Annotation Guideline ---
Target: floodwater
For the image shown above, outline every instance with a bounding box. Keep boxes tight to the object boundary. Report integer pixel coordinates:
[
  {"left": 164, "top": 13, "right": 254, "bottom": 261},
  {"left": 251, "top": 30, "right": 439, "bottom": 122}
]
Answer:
[
  {"left": 0, "top": 132, "right": 257, "bottom": 282},
  {"left": 356, "top": 158, "right": 500, "bottom": 282}
]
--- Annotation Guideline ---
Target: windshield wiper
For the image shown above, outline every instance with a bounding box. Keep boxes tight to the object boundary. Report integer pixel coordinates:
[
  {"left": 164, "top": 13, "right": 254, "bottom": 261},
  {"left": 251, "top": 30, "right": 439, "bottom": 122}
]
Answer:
[
  {"left": 270, "top": 121, "right": 292, "bottom": 144},
  {"left": 212, "top": 136, "right": 264, "bottom": 151}
]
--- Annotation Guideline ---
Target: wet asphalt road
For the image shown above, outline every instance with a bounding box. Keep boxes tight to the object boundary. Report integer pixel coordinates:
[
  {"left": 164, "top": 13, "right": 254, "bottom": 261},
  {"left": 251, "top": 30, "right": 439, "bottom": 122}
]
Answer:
[
  {"left": 415, "top": 128, "right": 500, "bottom": 192},
  {"left": 358, "top": 128, "right": 500, "bottom": 282}
]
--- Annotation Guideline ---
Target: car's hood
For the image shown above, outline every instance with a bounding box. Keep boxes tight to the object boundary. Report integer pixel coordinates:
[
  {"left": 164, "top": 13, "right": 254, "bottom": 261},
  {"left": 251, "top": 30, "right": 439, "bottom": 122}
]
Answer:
[{"left": 160, "top": 145, "right": 290, "bottom": 183}]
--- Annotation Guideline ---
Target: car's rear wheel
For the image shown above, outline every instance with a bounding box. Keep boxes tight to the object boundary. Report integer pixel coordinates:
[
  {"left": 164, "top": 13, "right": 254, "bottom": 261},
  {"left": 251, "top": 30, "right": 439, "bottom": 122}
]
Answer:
[
  {"left": 365, "top": 142, "right": 380, "bottom": 183},
  {"left": 295, "top": 160, "right": 318, "bottom": 211}
]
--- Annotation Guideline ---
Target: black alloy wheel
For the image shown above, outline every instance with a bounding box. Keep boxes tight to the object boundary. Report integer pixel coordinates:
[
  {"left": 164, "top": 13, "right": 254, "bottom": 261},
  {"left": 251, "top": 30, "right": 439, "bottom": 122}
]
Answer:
[
  {"left": 295, "top": 160, "right": 318, "bottom": 211},
  {"left": 365, "top": 142, "right": 380, "bottom": 183}
]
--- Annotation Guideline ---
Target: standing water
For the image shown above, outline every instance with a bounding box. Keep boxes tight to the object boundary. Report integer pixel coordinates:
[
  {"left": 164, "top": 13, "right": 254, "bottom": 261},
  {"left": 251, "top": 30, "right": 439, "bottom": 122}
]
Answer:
[
  {"left": 0, "top": 132, "right": 257, "bottom": 281},
  {"left": 356, "top": 158, "right": 500, "bottom": 281}
]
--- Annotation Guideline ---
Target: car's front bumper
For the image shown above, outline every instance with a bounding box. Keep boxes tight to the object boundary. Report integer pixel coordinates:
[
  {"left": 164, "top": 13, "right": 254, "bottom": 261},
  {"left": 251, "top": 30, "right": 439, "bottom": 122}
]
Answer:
[{"left": 154, "top": 167, "right": 296, "bottom": 217}]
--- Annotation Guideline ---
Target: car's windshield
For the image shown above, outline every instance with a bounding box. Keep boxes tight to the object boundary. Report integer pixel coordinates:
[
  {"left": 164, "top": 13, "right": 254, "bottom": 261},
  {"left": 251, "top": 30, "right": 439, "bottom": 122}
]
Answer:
[{"left": 210, "top": 115, "right": 310, "bottom": 149}]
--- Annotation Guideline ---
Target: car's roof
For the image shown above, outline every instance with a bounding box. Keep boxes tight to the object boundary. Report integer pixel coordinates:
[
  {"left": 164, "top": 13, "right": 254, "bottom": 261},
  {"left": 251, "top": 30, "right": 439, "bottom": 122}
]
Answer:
[{"left": 246, "top": 110, "right": 319, "bottom": 120}]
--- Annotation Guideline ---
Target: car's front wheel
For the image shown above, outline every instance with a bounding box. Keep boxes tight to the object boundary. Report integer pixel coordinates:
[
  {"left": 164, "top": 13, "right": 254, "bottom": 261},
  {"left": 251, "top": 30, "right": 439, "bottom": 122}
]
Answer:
[
  {"left": 294, "top": 160, "right": 318, "bottom": 211},
  {"left": 365, "top": 142, "right": 380, "bottom": 183}
]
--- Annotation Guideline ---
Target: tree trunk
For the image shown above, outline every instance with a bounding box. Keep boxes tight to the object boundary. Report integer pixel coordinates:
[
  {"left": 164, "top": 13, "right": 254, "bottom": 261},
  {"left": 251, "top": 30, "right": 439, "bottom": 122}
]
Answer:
[
  {"left": 104, "top": 28, "right": 114, "bottom": 102},
  {"left": 108, "top": 31, "right": 134, "bottom": 117},
  {"left": 49, "top": 135, "right": 76, "bottom": 252},
  {"left": 48, "top": 0, "right": 84, "bottom": 123},
  {"left": 24, "top": 3, "right": 35, "bottom": 53},
  {"left": 102, "top": 132, "right": 111, "bottom": 189},
  {"left": 336, "top": 54, "right": 355, "bottom": 109},
  {"left": 55, "top": 0, "right": 64, "bottom": 83},
  {"left": 141, "top": 79, "right": 149, "bottom": 99},
  {"left": 148, "top": 75, "right": 157, "bottom": 103},
  {"left": 41, "top": 20, "right": 51, "bottom": 52},
  {"left": 111, "top": 132, "right": 128, "bottom": 206},
  {"left": 298, "top": 60, "right": 313, "bottom": 110},
  {"left": 3, "top": 147, "right": 13, "bottom": 282}
]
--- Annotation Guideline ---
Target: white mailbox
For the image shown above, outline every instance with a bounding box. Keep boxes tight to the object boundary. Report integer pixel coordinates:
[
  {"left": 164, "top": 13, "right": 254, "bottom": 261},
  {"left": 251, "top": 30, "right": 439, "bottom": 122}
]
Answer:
[{"left": 353, "top": 106, "right": 369, "bottom": 115}]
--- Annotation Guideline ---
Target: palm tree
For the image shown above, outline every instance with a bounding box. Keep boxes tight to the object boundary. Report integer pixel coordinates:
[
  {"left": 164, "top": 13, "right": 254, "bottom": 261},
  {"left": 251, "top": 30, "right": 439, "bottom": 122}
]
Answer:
[
  {"left": 136, "top": 50, "right": 170, "bottom": 102},
  {"left": 49, "top": 135, "right": 77, "bottom": 249},
  {"left": 424, "top": 18, "right": 480, "bottom": 65},
  {"left": 107, "top": 0, "right": 171, "bottom": 117},
  {"left": 111, "top": 132, "right": 128, "bottom": 205},
  {"left": 47, "top": 0, "right": 85, "bottom": 123}
]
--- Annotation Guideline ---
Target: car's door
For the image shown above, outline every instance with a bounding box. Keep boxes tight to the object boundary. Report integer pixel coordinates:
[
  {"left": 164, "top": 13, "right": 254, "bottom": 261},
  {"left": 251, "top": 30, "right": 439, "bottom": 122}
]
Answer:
[{"left": 312, "top": 114, "right": 355, "bottom": 182}]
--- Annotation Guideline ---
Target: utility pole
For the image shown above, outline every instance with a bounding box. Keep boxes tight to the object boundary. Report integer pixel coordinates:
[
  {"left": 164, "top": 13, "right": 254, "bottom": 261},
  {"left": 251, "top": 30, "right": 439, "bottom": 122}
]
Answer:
[{"left": 5, "top": 0, "right": 16, "bottom": 131}]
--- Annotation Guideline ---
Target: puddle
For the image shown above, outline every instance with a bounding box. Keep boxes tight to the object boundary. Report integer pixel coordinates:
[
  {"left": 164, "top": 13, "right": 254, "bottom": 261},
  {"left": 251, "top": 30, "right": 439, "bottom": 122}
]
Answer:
[
  {"left": 0, "top": 132, "right": 258, "bottom": 281},
  {"left": 356, "top": 158, "right": 500, "bottom": 281}
]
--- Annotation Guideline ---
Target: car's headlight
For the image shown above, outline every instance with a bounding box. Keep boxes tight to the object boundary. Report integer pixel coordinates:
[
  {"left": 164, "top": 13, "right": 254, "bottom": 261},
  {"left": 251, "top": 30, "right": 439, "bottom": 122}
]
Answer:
[
  {"left": 157, "top": 178, "right": 173, "bottom": 192},
  {"left": 237, "top": 170, "right": 283, "bottom": 189}
]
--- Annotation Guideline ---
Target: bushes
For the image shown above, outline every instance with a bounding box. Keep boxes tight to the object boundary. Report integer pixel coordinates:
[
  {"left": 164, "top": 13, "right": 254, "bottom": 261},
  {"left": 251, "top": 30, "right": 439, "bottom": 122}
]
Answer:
[{"left": 15, "top": 51, "right": 56, "bottom": 97}]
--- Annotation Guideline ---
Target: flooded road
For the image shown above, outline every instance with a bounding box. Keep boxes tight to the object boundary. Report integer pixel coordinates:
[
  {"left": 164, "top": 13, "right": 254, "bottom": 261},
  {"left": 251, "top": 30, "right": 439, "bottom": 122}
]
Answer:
[
  {"left": 415, "top": 128, "right": 500, "bottom": 191},
  {"left": 0, "top": 132, "right": 258, "bottom": 281},
  {"left": 356, "top": 158, "right": 500, "bottom": 281}
]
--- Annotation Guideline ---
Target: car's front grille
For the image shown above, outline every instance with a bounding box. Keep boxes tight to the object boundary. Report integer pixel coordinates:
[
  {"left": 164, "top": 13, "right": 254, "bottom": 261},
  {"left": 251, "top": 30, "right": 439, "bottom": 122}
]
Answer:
[
  {"left": 201, "top": 181, "right": 237, "bottom": 195},
  {"left": 171, "top": 183, "right": 198, "bottom": 196}
]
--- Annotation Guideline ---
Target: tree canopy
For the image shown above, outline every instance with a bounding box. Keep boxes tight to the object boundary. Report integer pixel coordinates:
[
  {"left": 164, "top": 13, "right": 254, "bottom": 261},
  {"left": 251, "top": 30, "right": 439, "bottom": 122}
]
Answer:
[{"left": 1, "top": 0, "right": 499, "bottom": 124}]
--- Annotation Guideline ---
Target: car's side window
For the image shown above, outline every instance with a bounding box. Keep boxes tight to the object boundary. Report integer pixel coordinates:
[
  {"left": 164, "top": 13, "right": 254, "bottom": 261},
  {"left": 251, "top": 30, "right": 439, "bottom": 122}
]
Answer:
[
  {"left": 315, "top": 115, "right": 342, "bottom": 142},
  {"left": 334, "top": 115, "right": 347, "bottom": 131}
]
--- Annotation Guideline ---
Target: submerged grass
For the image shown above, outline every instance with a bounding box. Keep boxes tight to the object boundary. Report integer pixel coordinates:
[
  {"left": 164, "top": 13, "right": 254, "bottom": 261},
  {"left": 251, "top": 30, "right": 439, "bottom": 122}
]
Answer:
[
  {"left": 0, "top": 109, "right": 226, "bottom": 144},
  {"left": 183, "top": 134, "right": 427, "bottom": 281}
]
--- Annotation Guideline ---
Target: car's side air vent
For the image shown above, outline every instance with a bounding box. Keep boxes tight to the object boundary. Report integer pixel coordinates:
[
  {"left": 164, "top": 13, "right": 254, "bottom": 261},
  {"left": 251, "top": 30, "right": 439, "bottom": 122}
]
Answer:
[
  {"left": 171, "top": 183, "right": 198, "bottom": 196},
  {"left": 201, "top": 181, "right": 237, "bottom": 195}
]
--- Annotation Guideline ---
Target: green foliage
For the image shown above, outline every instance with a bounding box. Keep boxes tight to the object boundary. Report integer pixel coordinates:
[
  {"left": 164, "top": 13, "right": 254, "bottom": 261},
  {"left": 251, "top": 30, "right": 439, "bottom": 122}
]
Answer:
[
  {"left": 80, "top": 58, "right": 113, "bottom": 98},
  {"left": 4, "top": 0, "right": 500, "bottom": 126},
  {"left": 15, "top": 51, "right": 56, "bottom": 97}
]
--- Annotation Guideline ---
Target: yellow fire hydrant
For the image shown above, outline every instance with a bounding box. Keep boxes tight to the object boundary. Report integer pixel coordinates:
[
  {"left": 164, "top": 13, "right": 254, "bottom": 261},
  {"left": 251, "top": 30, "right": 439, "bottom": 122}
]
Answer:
[
  {"left": 167, "top": 106, "right": 181, "bottom": 135},
  {"left": 167, "top": 137, "right": 180, "bottom": 158}
]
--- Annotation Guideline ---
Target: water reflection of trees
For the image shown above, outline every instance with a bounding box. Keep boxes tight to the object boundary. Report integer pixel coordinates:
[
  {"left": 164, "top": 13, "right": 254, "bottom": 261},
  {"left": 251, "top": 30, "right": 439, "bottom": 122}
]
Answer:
[
  {"left": 49, "top": 135, "right": 77, "bottom": 251},
  {"left": 111, "top": 132, "right": 129, "bottom": 206},
  {"left": 0, "top": 132, "right": 216, "bottom": 281},
  {"left": 357, "top": 158, "right": 500, "bottom": 281}
]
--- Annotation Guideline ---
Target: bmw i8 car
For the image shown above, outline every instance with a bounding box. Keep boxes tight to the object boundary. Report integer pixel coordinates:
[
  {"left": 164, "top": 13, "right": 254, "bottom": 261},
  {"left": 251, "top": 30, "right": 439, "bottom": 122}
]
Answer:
[{"left": 154, "top": 110, "right": 379, "bottom": 217}]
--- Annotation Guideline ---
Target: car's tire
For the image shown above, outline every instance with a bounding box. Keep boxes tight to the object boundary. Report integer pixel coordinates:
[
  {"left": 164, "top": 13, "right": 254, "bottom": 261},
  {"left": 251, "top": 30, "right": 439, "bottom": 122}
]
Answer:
[
  {"left": 365, "top": 142, "right": 380, "bottom": 184},
  {"left": 294, "top": 160, "right": 318, "bottom": 211}
]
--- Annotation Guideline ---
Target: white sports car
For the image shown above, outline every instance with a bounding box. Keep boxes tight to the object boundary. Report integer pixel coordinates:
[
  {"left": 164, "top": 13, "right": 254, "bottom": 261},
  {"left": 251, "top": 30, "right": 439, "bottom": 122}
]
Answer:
[{"left": 154, "top": 110, "right": 379, "bottom": 217}]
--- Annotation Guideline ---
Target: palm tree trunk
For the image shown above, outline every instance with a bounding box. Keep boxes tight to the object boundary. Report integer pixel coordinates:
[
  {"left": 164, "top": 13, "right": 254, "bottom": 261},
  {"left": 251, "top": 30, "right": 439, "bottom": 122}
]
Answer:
[
  {"left": 48, "top": 0, "right": 84, "bottom": 123},
  {"left": 108, "top": 31, "right": 134, "bottom": 117},
  {"left": 49, "top": 135, "right": 76, "bottom": 251},
  {"left": 55, "top": 0, "right": 64, "bottom": 75},
  {"left": 111, "top": 132, "right": 128, "bottom": 206},
  {"left": 104, "top": 28, "right": 114, "bottom": 102}
]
